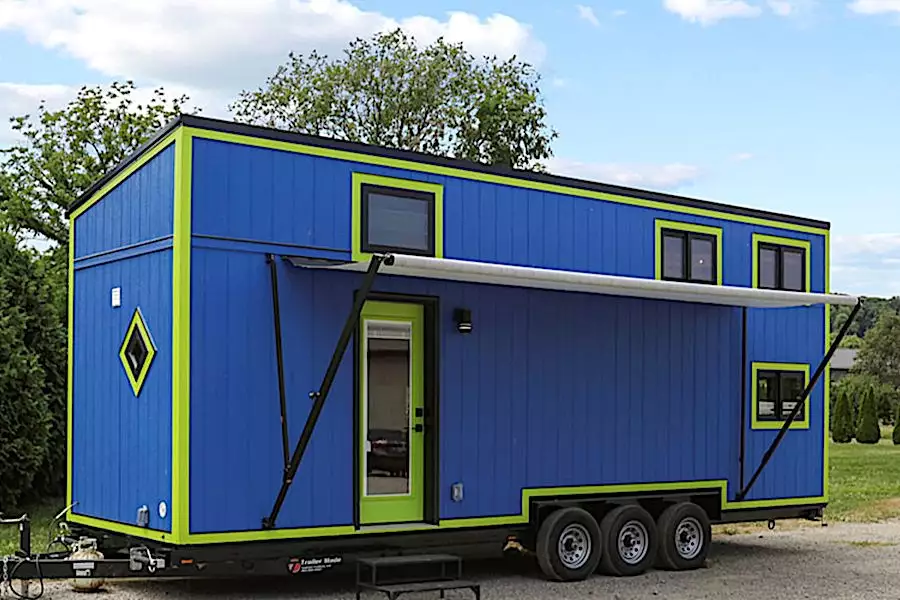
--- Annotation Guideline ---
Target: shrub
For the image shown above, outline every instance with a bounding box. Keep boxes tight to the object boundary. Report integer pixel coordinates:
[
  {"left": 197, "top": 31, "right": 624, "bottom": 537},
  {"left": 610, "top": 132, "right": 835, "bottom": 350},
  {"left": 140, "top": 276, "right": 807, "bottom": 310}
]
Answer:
[
  {"left": 856, "top": 384, "right": 881, "bottom": 444},
  {"left": 832, "top": 387, "right": 854, "bottom": 443}
]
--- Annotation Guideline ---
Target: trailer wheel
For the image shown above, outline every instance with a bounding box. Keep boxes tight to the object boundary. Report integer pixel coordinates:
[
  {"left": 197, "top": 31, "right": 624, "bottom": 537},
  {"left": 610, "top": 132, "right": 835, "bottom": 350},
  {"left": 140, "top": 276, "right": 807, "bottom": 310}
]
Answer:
[
  {"left": 535, "top": 506, "right": 602, "bottom": 581},
  {"left": 598, "top": 504, "right": 658, "bottom": 577},
  {"left": 655, "top": 502, "right": 711, "bottom": 571}
]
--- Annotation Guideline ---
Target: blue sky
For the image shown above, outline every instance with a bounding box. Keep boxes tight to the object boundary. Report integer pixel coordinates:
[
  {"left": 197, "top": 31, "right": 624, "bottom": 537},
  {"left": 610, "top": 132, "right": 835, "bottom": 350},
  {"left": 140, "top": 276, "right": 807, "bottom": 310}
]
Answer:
[{"left": 0, "top": 0, "right": 898, "bottom": 295}]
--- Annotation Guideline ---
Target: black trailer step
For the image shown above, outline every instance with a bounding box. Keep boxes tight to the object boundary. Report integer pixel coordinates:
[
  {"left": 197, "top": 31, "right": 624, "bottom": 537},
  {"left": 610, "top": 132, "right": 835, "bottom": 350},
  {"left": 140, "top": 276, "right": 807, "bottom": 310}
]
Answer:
[
  {"left": 355, "top": 553, "right": 479, "bottom": 599},
  {"left": 357, "top": 578, "right": 481, "bottom": 600}
]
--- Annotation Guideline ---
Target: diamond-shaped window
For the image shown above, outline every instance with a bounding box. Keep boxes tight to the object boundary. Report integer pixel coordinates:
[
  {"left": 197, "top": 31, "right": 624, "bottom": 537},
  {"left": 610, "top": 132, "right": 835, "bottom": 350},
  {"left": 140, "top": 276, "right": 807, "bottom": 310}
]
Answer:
[{"left": 119, "top": 307, "right": 157, "bottom": 397}]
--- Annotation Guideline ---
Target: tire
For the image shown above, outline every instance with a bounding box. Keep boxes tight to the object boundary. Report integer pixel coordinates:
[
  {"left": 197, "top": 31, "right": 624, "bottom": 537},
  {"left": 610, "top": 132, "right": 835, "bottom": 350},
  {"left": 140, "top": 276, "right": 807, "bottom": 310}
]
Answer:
[
  {"left": 598, "top": 504, "right": 658, "bottom": 576},
  {"left": 655, "top": 502, "right": 711, "bottom": 571},
  {"left": 535, "top": 507, "right": 603, "bottom": 581}
]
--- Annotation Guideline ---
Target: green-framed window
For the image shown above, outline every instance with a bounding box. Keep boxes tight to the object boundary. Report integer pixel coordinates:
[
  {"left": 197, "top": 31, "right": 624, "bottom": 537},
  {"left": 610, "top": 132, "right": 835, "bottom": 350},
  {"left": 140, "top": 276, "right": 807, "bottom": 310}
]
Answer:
[
  {"left": 751, "top": 362, "right": 810, "bottom": 430},
  {"left": 119, "top": 307, "right": 157, "bottom": 397},
  {"left": 352, "top": 172, "right": 444, "bottom": 261},
  {"left": 752, "top": 233, "right": 810, "bottom": 292},
  {"left": 654, "top": 219, "right": 723, "bottom": 285}
]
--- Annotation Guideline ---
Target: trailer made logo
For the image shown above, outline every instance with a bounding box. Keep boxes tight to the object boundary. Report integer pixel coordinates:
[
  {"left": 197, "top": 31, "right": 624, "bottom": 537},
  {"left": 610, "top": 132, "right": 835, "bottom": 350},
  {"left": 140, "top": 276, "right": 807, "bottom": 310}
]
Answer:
[{"left": 287, "top": 555, "right": 343, "bottom": 574}]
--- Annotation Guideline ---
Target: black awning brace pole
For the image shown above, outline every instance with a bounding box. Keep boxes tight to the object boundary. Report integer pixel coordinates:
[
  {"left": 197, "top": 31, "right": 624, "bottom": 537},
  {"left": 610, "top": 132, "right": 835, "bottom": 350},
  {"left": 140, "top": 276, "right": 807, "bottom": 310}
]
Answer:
[
  {"left": 735, "top": 299, "right": 862, "bottom": 502},
  {"left": 261, "top": 253, "right": 392, "bottom": 530},
  {"left": 268, "top": 253, "right": 291, "bottom": 471}
]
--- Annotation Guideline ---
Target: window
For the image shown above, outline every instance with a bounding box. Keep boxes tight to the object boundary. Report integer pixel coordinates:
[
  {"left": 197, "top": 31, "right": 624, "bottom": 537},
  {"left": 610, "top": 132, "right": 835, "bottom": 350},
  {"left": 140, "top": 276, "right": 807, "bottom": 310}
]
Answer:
[
  {"left": 753, "top": 234, "right": 810, "bottom": 292},
  {"left": 655, "top": 220, "right": 722, "bottom": 285},
  {"left": 752, "top": 363, "right": 810, "bottom": 430},
  {"left": 353, "top": 173, "right": 444, "bottom": 260},
  {"left": 119, "top": 307, "right": 157, "bottom": 397}
]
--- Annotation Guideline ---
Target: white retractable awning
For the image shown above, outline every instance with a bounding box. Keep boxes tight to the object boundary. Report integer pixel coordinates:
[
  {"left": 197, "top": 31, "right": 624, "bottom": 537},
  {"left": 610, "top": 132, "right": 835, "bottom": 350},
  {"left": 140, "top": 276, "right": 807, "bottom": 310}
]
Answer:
[{"left": 286, "top": 253, "right": 858, "bottom": 308}]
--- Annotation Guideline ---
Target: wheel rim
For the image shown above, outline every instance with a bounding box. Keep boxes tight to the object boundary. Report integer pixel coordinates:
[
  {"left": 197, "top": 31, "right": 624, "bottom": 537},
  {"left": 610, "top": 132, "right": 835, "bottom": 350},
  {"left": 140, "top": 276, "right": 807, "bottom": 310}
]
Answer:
[
  {"left": 675, "top": 516, "right": 703, "bottom": 560},
  {"left": 557, "top": 523, "right": 592, "bottom": 569},
  {"left": 617, "top": 519, "right": 649, "bottom": 565}
]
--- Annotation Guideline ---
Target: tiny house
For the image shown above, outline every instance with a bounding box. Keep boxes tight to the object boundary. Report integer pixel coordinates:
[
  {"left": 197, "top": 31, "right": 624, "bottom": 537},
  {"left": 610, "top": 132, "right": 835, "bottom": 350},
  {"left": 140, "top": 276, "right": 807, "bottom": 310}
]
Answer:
[{"left": 66, "top": 115, "right": 858, "bottom": 581}]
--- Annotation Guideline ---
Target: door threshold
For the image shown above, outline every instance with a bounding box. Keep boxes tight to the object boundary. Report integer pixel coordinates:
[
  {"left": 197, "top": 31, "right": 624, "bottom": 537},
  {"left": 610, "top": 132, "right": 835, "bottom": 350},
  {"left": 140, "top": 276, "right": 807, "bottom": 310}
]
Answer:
[{"left": 358, "top": 522, "right": 438, "bottom": 533}]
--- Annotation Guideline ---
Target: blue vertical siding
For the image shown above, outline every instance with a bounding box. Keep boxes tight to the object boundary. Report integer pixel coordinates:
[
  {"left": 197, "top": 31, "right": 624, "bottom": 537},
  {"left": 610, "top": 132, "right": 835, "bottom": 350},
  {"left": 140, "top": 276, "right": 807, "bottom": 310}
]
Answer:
[
  {"left": 188, "top": 253, "right": 745, "bottom": 532},
  {"left": 71, "top": 250, "right": 173, "bottom": 531},
  {"left": 190, "top": 137, "right": 826, "bottom": 290},
  {"left": 74, "top": 143, "right": 175, "bottom": 259}
]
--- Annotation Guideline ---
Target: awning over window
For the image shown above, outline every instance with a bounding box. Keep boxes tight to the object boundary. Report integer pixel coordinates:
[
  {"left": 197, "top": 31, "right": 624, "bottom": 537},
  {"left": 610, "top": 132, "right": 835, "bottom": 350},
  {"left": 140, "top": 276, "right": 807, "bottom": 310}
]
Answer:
[{"left": 285, "top": 253, "right": 858, "bottom": 309}]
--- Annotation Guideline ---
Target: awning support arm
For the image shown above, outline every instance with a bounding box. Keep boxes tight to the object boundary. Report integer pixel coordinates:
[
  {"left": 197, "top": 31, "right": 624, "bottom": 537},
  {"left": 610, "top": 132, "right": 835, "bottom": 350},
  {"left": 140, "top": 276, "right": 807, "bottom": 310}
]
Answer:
[
  {"left": 735, "top": 299, "right": 862, "bottom": 501},
  {"left": 261, "top": 253, "right": 392, "bottom": 530},
  {"left": 267, "top": 254, "right": 291, "bottom": 470}
]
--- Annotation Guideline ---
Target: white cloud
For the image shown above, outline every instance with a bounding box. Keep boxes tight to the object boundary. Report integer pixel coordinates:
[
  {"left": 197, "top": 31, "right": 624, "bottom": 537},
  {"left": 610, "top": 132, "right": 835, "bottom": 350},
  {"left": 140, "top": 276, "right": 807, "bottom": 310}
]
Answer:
[
  {"left": 613, "top": 9, "right": 629, "bottom": 16},
  {"left": 0, "top": 0, "right": 546, "bottom": 96},
  {"left": 849, "top": 0, "right": 900, "bottom": 14},
  {"left": 663, "top": 0, "right": 762, "bottom": 25},
  {"left": 731, "top": 152, "right": 754, "bottom": 161},
  {"left": 546, "top": 157, "right": 702, "bottom": 190},
  {"left": 768, "top": 0, "right": 819, "bottom": 18},
  {"left": 832, "top": 233, "right": 900, "bottom": 297},
  {"left": 576, "top": 4, "right": 601, "bottom": 26},
  {"left": 0, "top": 83, "right": 74, "bottom": 147}
]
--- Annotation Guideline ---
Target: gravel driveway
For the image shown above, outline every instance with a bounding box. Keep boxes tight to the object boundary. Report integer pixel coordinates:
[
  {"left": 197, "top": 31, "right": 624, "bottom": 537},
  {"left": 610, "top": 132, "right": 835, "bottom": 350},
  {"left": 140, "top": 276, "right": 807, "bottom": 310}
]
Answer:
[{"left": 17, "top": 520, "right": 900, "bottom": 600}]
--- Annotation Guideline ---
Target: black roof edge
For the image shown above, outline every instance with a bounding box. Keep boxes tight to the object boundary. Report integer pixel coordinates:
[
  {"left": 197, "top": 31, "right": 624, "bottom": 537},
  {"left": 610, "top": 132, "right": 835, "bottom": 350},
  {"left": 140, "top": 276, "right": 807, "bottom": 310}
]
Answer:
[
  {"left": 68, "top": 113, "right": 831, "bottom": 231},
  {"left": 67, "top": 114, "right": 184, "bottom": 217}
]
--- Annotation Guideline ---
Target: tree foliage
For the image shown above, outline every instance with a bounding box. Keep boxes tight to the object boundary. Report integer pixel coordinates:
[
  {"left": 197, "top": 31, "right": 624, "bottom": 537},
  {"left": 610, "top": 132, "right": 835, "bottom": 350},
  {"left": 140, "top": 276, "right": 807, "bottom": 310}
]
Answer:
[
  {"left": 0, "top": 81, "right": 192, "bottom": 245},
  {"left": 831, "top": 386, "right": 854, "bottom": 443},
  {"left": 0, "top": 232, "right": 65, "bottom": 510},
  {"left": 831, "top": 297, "right": 900, "bottom": 342},
  {"left": 852, "top": 311, "right": 900, "bottom": 390},
  {"left": 230, "top": 29, "right": 557, "bottom": 170},
  {"left": 855, "top": 383, "right": 881, "bottom": 444},
  {"left": 893, "top": 403, "right": 900, "bottom": 445}
]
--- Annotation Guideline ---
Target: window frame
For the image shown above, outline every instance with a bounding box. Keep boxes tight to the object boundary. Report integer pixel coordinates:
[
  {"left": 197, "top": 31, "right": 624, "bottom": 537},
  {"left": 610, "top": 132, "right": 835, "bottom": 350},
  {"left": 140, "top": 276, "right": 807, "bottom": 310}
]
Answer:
[
  {"left": 751, "top": 233, "right": 811, "bottom": 292},
  {"left": 751, "top": 362, "right": 810, "bottom": 430},
  {"left": 352, "top": 172, "right": 444, "bottom": 262},
  {"left": 654, "top": 219, "right": 723, "bottom": 285}
]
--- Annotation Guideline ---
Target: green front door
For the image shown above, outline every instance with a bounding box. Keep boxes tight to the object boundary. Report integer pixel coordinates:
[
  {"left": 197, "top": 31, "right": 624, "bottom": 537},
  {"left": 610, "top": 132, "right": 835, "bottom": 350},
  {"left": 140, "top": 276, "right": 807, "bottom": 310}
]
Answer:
[{"left": 358, "top": 301, "right": 425, "bottom": 525}]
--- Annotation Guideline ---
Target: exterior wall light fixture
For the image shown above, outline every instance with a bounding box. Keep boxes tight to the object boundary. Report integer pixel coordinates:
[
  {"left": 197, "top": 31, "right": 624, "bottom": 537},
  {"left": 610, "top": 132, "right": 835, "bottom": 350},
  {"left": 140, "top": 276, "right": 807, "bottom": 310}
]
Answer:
[{"left": 454, "top": 308, "right": 472, "bottom": 334}]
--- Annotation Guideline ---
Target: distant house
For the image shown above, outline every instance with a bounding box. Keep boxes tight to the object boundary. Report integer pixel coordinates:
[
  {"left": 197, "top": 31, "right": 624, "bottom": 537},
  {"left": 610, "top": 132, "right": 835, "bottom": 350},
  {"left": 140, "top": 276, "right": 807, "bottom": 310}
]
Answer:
[{"left": 830, "top": 348, "right": 858, "bottom": 383}]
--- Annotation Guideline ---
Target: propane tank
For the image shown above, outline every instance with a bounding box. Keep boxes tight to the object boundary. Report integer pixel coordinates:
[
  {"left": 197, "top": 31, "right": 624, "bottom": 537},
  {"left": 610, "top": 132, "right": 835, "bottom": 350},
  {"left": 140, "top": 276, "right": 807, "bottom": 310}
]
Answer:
[{"left": 68, "top": 537, "right": 105, "bottom": 592}]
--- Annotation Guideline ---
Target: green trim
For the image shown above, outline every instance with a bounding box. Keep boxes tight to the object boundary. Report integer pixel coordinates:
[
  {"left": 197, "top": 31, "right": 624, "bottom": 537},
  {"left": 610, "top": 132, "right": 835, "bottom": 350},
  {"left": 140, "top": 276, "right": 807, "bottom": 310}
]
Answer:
[
  {"left": 66, "top": 219, "right": 74, "bottom": 515},
  {"left": 179, "top": 478, "right": 824, "bottom": 544},
  {"left": 186, "top": 127, "right": 828, "bottom": 237},
  {"left": 171, "top": 127, "right": 193, "bottom": 544},
  {"left": 653, "top": 219, "right": 723, "bottom": 284},
  {"left": 751, "top": 233, "right": 811, "bottom": 291},
  {"left": 358, "top": 301, "right": 426, "bottom": 525},
  {"left": 67, "top": 513, "right": 172, "bottom": 543},
  {"left": 351, "top": 172, "right": 444, "bottom": 262},
  {"left": 750, "top": 362, "right": 811, "bottom": 431},
  {"left": 823, "top": 231, "right": 831, "bottom": 501},
  {"left": 118, "top": 307, "right": 158, "bottom": 396},
  {"left": 70, "top": 135, "right": 177, "bottom": 220}
]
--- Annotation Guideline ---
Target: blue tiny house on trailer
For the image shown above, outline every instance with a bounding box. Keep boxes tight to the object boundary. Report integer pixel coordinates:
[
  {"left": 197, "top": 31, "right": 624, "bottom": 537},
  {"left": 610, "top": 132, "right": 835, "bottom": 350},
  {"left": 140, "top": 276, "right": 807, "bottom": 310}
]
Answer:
[{"left": 66, "top": 115, "right": 859, "bottom": 581}]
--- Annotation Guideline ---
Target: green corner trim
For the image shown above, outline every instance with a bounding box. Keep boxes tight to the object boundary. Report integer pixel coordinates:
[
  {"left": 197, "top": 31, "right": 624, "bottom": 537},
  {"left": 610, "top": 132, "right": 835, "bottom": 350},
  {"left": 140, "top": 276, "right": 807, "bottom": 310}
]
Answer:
[
  {"left": 119, "top": 307, "right": 158, "bottom": 397},
  {"left": 750, "top": 361, "right": 811, "bottom": 431},
  {"left": 171, "top": 126, "right": 193, "bottom": 544},
  {"left": 66, "top": 218, "right": 75, "bottom": 514},
  {"left": 653, "top": 219, "right": 723, "bottom": 284},
  {"left": 351, "top": 172, "right": 444, "bottom": 262},
  {"left": 751, "top": 233, "right": 812, "bottom": 292}
]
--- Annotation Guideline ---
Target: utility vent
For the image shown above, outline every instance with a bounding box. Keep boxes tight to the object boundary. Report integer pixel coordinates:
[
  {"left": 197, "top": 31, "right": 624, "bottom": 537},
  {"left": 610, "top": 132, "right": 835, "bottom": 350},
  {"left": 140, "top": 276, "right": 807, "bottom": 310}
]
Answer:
[{"left": 119, "top": 307, "right": 157, "bottom": 397}]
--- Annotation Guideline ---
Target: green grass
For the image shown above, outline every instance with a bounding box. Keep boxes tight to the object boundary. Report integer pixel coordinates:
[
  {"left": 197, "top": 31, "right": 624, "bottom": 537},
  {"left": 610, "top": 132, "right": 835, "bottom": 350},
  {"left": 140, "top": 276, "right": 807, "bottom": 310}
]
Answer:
[
  {"left": 0, "top": 500, "right": 66, "bottom": 556},
  {"left": 827, "top": 437, "right": 900, "bottom": 522}
]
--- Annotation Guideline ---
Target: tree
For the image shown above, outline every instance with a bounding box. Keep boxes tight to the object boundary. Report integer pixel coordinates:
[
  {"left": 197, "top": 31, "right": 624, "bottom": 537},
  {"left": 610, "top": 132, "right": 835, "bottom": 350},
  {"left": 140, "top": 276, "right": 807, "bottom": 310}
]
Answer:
[
  {"left": 855, "top": 383, "right": 881, "bottom": 444},
  {"left": 853, "top": 311, "right": 900, "bottom": 390},
  {"left": 0, "top": 81, "right": 193, "bottom": 246},
  {"left": 893, "top": 403, "right": 900, "bottom": 445},
  {"left": 230, "top": 29, "right": 557, "bottom": 170},
  {"left": 831, "top": 386, "right": 854, "bottom": 443},
  {"left": 0, "top": 232, "right": 57, "bottom": 510}
]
